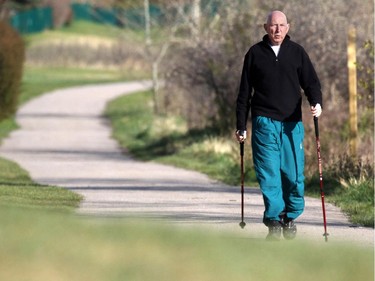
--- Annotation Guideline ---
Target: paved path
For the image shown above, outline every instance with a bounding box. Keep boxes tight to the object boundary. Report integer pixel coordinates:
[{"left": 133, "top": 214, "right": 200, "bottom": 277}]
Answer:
[{"left": 0, "top": 81, "right": 373, "bottom": 246}]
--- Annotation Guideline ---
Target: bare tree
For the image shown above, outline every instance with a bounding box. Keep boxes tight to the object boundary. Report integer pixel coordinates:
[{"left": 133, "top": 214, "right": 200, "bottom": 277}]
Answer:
[
  {"left": 144, "top": 0, "right": 207, "bottom": 113},
  {"left": 161, "top": 0, "right": 374, "bottom": 143},
  {"left": 191, "top": 0, "right": 201, "bottom": 38},
  {"left": 162, "top": 1, "right": 251, "bottom": 132}
]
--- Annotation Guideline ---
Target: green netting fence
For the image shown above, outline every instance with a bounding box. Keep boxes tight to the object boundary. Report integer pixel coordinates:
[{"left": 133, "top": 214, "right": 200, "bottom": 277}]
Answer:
[
  {"left": 9, "top": 2, "right": 219, "bottom": 34},
  {"left": 10, "top": 7, "right": 52, "bottom": 34},
  {"left": 9, "top": 3, "right": 162, "bottom": 34}
]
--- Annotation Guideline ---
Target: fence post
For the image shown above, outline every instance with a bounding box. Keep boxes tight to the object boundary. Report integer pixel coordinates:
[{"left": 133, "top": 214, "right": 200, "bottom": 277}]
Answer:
[{"left": 347, "top": 26, "right": 358, "bottom": 158}]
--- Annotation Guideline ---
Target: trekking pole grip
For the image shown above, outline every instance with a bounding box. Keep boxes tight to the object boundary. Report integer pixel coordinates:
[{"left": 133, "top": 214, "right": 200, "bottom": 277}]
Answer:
[
  {"left": 314, "top": 116, "right": 319, "bottom": 138},
  {"left": 240, "top": 142, "right": 244, "bottom": 156}
]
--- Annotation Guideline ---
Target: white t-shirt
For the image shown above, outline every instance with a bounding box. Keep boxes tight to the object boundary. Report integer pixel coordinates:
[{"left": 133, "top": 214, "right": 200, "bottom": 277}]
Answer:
[{"left": 270, "top": 45, "right": 281, "bottom": 56}]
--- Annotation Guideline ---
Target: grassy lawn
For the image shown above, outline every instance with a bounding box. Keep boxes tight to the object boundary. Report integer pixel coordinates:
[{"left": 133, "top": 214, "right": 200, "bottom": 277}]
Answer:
[
  {"left": 24, "top": 20, "right": 144, "bottom": 44},
  {"left": 20, "top": 65, "right": 137, "bottom": 104},
  {"left": 0, "top": 158, "right": 81, "bottom": 211},
  {"left": 1, "top": 205, "right": 373, "bottom": 281}
]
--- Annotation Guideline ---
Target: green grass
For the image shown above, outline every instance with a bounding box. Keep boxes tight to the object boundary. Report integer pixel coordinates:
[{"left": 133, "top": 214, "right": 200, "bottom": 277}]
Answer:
[
  {"left": 24, "top": 20, "right": 137, "bottom": 44},
  {"left": 306, "top": 178, "right": 374, "bottom": 227},
  {"left": 0, "top": 118, "right": 18, "bottom": 141},
  {"left": 336, "top": 183, "right": 374, "bottom": 226},
  {"left": 0, "top": 157, "right": 81, "bottom": 211},
  {"left": 20, "top": 66, "right": 134, "bottom": 104},
  {"left": 0, "top": 206, "right": 373, "bottom": 281},
  {"left": 59, "top": 20, "right": 127, "bottom": 38}
]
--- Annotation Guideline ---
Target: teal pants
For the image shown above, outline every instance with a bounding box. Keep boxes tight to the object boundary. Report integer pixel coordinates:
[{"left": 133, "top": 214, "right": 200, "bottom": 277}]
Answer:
[{"left": 251, "top": 116, "right": 305, "bottom": 225}]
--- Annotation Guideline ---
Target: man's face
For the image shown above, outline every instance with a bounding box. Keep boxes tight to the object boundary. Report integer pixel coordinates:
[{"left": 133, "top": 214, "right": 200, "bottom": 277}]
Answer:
[{"left": 264, "top": 12, "right": 290, "bottom": 46}]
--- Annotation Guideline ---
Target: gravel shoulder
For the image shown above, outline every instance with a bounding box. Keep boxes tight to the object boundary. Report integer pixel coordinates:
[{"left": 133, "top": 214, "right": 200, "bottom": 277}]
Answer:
[{"left": 0, "top": 81, "right": 373, "bottom": 246}]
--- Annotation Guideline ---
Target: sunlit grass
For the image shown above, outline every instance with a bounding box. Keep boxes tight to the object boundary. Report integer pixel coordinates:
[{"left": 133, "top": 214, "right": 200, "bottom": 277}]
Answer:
[
  {"left": 0, "top": 158, "right": 81, "bottom": 210},
  {"left": 0, "top": 205, "right": 373, "bottom": 281},
  {"left": 20, "top": 66, "right": 137, "bottom": 104},
  {"left": 24, "top": 20, "right": 130, "bottom": 44}
]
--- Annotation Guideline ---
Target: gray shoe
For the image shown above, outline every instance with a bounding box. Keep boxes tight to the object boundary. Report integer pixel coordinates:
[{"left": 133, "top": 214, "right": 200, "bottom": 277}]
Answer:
[
  {"left": 283, "top": 220, "right": 297, "bottom": 240},
  {"left": 266, "top": 220, "right": 282, "bottom": 241}
]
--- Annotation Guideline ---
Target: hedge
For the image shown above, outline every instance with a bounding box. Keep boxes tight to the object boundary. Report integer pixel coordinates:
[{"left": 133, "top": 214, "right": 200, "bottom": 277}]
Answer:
[{"left": 0, "top": 21, "right": 25, "bottom": 121}]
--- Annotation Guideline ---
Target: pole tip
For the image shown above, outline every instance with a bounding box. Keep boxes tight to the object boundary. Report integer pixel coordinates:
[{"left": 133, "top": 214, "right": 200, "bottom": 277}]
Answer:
[{"left": 239, "top": 221, "right": 246, "bottom": 229}]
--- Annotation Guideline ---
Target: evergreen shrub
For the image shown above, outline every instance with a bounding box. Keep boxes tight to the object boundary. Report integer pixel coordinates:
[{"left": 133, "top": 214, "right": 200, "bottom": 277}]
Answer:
[{"left": 0, "top": 21, "right": 24, "bottom": 121}]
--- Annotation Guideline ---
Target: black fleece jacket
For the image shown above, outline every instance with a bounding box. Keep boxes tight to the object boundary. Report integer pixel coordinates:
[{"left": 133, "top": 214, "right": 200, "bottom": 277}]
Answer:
[{"left": 236, "top": 35, "right": 322, "bottom": 131}]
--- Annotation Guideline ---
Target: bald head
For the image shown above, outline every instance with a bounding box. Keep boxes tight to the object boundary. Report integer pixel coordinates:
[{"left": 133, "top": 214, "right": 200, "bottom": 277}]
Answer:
[
  {"left": 266, "top": 11, "right": 288, "bottom": 25},
  {"left": 264, "top": 11, "right": 290, "bottom": 45}
]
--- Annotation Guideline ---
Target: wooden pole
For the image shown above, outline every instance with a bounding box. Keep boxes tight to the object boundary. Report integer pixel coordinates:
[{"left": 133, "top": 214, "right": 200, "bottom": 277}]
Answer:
[{"left": 347, "top": 26, "right": 358, "bottom": 157}]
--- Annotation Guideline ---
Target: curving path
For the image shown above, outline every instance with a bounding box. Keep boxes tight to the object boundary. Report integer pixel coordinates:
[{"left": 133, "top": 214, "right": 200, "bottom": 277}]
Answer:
[{"left": 0, "top": 81, "right": 373, "bottom": 246}]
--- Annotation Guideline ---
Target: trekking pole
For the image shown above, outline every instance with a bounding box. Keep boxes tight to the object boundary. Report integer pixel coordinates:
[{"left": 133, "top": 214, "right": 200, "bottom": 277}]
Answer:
[
  {"left": 314, "top": 117, "right": 329, "bottom": 242},
  {"left": 239, "top": 141, "right": 246, "bottom": 229}
]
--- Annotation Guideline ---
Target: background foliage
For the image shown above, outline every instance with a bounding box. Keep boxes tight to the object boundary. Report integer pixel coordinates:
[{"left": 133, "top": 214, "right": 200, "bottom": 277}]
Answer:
[
  {"left": 157, "top": 0, "right": 373, "bottom": 180},
  {"left": 0, "top": 21, "right": 24, "bottom": 121}
]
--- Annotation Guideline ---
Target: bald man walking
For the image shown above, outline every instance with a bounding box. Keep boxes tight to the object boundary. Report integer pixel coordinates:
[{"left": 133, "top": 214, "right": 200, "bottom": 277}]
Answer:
[{"left": 235, "top": 11, "right": 323, "bottom": 240}]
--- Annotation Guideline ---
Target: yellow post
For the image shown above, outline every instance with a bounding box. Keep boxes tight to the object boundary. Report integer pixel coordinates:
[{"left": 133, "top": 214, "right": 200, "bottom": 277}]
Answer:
[{"left": 347, "top": 26, "right": 358, "bottom": 157}]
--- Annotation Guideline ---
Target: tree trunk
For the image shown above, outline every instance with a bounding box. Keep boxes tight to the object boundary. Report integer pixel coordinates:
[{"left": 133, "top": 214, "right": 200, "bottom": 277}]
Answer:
[
  {"left": 144, "top": 0, "right": 151, "bottom": 46},
  {"left": 191, "top": 0, "right": 201, "bottom": 39}
]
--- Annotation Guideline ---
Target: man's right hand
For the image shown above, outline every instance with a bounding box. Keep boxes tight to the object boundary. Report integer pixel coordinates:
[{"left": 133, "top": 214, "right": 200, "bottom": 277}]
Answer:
[
  {"left": 235, "top": 130, "right": 247, "bottom": 143},
  {"left": 311, "top": 103, "right": 322, "bottom": 117}
]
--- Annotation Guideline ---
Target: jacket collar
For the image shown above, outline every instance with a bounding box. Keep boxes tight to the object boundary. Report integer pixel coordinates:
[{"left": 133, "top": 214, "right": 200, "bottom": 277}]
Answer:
[{"left": 262, "top": 34, "right": 290, "bottom": 46}]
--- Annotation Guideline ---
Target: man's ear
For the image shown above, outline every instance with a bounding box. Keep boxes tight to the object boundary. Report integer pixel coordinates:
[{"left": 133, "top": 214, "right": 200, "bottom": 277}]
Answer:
[{"left": 263, "top": 24, "right": 268, "bottom": 32}]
